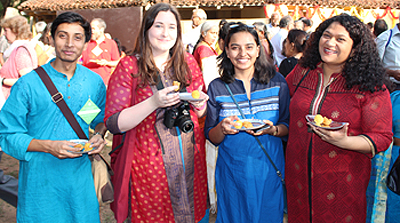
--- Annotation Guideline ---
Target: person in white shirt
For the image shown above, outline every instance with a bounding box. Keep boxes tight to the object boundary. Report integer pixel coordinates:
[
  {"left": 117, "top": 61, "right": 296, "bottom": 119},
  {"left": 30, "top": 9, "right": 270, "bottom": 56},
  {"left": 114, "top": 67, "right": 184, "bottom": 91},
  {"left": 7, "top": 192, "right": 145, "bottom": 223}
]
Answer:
[
  {"left": 270, "top": 15, "right": 294, "bottom": 67},
  {"left": 376, "top": 18, "right": 400, "bottom": 90},
  {"left": 266, "top": 12, "right": 280, "bottom": 39},
  {"left": 183, "top": 8, "right": 207, "bottom": 53}
]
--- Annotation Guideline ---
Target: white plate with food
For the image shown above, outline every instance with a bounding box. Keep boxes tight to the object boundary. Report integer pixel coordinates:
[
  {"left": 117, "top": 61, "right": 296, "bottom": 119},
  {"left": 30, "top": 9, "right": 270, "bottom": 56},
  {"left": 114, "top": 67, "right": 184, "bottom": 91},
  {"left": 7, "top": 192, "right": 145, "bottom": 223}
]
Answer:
[
  {"left": 69, "top": 139, "right": 95, "bottom": 154},
  {"left": 305, "top": 115, "right": 347, "bottom": 130},
  {"left": 179, "top": 92, "right": 203, "bottom": 102},
  {"left": 231, "top": 119, "right": 271, "bottom": 131}
]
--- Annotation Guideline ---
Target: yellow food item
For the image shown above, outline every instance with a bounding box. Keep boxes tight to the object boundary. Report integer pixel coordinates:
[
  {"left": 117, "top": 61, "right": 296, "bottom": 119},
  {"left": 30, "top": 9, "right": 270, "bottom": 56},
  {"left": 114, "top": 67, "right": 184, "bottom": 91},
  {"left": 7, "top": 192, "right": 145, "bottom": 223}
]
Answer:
[
  {"left": 83, "top": 143, "right": 92, "bottom": 152},
  {"left": 314, "top": 114, "right": 332, "bottom": 127},
  {"left": 322, "top": 117, "right": 332, "bottom": 127},
  {"left": 314, "top": 114, "right": 324, "bottom": 127},
  {"left": 234, "top": 120, "right": 243, "bottom": 129},
  {"left": 243, "top": 121, "right": 254, "bottom": 128},
  {"left": 74, "top": 144, "right": 84, "bottom": 149},
  {"left": 191, "top": 90, "right": 200, "bottom": 99},
  {"left": 173, "top": 81, "right": 180, "bottom": 91}
]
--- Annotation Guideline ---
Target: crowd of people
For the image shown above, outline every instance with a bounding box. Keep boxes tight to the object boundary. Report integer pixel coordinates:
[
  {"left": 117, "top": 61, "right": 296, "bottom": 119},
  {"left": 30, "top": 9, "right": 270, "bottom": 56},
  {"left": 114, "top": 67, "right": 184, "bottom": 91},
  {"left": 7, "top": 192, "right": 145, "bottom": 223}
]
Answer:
[{"left": 0, "top": 3, "right": 399, "bottom": 223}]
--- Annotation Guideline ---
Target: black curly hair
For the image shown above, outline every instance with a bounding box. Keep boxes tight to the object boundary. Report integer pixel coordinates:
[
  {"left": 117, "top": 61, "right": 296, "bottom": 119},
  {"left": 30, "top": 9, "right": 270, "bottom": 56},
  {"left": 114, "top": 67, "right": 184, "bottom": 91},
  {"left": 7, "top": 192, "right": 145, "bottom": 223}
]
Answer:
[
  {"left": 299, "top": 14, "right": 390, "bottom": 92},
  {"left": 218, "top": 23, "right": 276, "bottom": 84}
]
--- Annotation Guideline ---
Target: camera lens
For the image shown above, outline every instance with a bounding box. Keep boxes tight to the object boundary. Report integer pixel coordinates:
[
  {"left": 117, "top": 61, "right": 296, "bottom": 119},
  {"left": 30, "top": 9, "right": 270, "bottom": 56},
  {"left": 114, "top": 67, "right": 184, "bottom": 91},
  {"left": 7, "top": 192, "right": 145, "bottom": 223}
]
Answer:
[{"left": 179, "top": 119, "right": 194, "bottom": 133}]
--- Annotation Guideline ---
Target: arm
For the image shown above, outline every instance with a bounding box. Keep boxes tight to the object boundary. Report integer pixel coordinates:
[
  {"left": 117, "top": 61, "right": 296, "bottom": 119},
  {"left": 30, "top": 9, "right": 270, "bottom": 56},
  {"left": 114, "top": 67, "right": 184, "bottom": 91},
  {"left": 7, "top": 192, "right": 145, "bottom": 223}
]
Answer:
[
  {"left": 15, "top": 46, "right": 35, "bottom": 77},
  {"left": 311, "top": 90, "right": 393, "bottom": 155}
]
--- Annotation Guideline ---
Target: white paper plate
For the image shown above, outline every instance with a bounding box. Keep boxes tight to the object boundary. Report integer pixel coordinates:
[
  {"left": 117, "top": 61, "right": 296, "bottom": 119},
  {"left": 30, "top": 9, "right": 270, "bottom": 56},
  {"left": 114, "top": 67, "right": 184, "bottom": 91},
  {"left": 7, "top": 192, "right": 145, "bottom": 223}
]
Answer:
[
  {"left": 305, "top": 115, "right": 347, "bottom": 130},
  {"left": 179, "top": 92, "right": 203, "bottom": 102},
  {"left": 231, "top": 119, "right": 271, "bottom": 131},
  {"left": 69, "top": 139, "right": 95, "bottom": 154}
]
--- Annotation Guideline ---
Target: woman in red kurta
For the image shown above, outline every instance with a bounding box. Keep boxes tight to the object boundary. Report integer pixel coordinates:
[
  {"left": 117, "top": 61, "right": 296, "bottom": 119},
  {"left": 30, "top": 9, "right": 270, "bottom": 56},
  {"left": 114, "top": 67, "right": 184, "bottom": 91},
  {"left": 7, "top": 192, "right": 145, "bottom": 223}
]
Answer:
[
  {"left": 285, "top": 15, "right": 393, "bottom": 222},
  {"left": 104, "top": 3, "right": 208, "bottom": 223}
]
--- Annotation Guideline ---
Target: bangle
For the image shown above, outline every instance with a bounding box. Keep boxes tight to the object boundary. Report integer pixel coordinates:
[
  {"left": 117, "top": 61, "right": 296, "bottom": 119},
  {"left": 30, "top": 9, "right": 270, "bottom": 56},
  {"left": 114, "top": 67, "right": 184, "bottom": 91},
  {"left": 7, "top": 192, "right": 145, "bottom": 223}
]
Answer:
[
  {"left": 93, "top": 132, "right": 104, "bottom": 139},
  {"left": 1, "top": 78, "right": 5, "bottom": 85},
  {"left": 272, "top": 126, "right": 279, "bottom": 136},
  {"left": 193, "top": 102, "right": 206, "bottom": 111}
]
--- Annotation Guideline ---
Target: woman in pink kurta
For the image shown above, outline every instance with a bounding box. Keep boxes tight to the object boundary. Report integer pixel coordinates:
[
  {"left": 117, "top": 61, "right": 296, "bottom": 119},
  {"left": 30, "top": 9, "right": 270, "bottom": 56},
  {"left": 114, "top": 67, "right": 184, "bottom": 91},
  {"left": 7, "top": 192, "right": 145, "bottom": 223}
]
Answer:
[
  {"left": 285, "top": 15, "right": 393, "bottom": 222},
  {"left": 104, "top": 3, "right": 208, "bottom": 223}
]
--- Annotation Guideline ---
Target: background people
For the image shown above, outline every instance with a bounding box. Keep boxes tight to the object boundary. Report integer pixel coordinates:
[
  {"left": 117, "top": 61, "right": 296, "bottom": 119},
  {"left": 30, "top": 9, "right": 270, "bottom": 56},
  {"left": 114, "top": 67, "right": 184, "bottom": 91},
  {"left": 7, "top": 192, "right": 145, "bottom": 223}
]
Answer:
[
  {"left": 373, "top": 18, "right": 388, "bottom": 38},
  {"left": 266, "top": 12, "right": 280, "bottom": 39},
  {"left": 183, "top": 8, "right": 207, "bottom": 53},
  {"left": 0, "top": 11, "right": 107, "bottom": 222},
  {"left": 193, "top": 21, "right": 219, "bottom": 89},
  {"left": 253, "top": 22, "right": 274, "bottom": 60},
  {"left": 271, "top": 15, "right": 294, "bottom": 67},
  {"left": 205, "top": 22, "right": 289, "bottom": 223},
  {"left": 0, "top": 15, "right": 37, "bottom": 99},
  {"left": 285, "top": 14, "right": 393, "bottom": 222},
  {"left": 279, "top": 29, "right": 307, "bottom": 77},
  {"left": 81, "top": 18, "right": 120, "bottom": 85},
  {"left": 104, "top": 3, "right": 208, "bottom": 222}
]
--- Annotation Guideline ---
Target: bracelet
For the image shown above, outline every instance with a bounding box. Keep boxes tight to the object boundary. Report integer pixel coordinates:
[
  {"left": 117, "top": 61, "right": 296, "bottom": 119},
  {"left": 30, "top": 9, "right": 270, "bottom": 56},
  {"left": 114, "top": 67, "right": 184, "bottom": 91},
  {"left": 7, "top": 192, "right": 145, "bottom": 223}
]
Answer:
[
  {"left": 93, "top": 132, "right": 104, "bottom": 139},
  {"left": 1, "top": 78, "right": 5, "bottom": 85},
  {"left": 193, "top": 102, "right": 206, "bottom": 111},
  {"left": 272, "top": 126, "right": 279, "bottom": 136}
]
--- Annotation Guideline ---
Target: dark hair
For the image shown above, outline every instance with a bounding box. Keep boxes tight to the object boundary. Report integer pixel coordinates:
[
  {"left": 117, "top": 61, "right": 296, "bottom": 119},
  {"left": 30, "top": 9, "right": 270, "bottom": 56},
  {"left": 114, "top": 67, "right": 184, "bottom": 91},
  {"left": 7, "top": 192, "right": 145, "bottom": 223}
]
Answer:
[
  {"left": 133, "top": 3, "right": 191, "bottom": 87},
  {"left": 287, "top": 29, "right": 307, "bottom": 53},
  {"left": 300, "top": 17, "right": 312, "bottom": 27},
  {"left": 373, "top": 19, "right": 388, "bottom": 38},
  {"left": 253, "top": 21, "right": 274, "bottom": 59},
  {"left": 51, "top": 12, "right": 91, "bottom": 43},
  {"left": 367, "top": 22, "right": 374, "bottom": 30},
  {"left": 218, "top": 21, "right": 235, "bottom": 46},
  {"left": 299, "top": 14, "right": 389, "bottom": 92},
  {"left": 279, "top": 16, "right": 293, "bottom": 28},
  {"left": 39, "top": 22, "right": 52, "bottom": 45},
  {"left": 218, "top": 23, "right": 276, "bottom": 84}
]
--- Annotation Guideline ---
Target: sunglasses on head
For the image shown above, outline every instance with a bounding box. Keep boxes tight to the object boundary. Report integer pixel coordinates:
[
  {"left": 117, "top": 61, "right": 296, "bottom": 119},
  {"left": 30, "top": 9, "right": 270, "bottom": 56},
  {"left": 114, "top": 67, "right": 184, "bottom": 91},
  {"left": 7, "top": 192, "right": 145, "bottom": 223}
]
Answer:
[{"left": 229, "top": 24, "right": 255, "bottom": 30}]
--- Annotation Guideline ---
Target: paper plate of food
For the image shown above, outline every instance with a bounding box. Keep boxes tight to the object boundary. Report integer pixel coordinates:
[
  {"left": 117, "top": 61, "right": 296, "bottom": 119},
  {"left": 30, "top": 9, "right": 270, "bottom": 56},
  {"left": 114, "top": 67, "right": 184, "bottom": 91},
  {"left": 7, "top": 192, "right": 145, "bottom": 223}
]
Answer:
[
  {"left": 69, "top": 139, "right": 95, "bottom": 154},
  {"left": 179, "top": 91, "right": 203, "bottom": 102},
  {"left": 231, "top": 119, "right": 271, "bottom": 131},
  {"left": 306, "top": 114, "right": 347, "bottom": 130}
]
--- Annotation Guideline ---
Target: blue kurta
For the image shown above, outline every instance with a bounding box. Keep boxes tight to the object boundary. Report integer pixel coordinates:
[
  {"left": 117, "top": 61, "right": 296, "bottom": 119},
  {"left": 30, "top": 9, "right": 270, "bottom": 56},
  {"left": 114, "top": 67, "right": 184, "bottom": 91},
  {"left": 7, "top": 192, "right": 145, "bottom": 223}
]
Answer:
[
  {"left": 205, "top": 73, "right": 290, "bottom": 223},
  {"left": 0, "top": 61, "right": 106, "bottom": 223}
]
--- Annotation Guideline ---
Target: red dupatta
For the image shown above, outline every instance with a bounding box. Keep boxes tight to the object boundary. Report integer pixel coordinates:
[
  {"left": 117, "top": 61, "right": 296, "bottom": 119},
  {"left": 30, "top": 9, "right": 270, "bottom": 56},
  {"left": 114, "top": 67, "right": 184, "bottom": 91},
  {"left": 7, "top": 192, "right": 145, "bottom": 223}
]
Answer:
[{"left": 104, "top": 56, "right": 138, "bottom": 223}]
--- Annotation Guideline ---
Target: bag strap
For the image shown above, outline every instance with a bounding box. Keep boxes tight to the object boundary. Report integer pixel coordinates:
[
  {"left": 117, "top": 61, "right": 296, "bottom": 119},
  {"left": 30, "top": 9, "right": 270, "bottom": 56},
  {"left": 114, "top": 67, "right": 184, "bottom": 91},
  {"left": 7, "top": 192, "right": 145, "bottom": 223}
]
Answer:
[
  {"left": 224, "top": 82, "right": 285, "bottom": 184},
  {"left": 35, "top": 66, "right": 88, "bottom": 140},
  {"left": 294, "top": 69, "right": 311, "bottom": 95}
]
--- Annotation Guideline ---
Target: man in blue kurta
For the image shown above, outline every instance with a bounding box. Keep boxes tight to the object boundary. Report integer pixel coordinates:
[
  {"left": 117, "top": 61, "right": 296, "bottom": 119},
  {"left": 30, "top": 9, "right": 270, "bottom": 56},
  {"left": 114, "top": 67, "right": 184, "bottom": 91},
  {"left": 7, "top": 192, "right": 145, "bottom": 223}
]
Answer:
[{"left": 0, "top": 12, "right": 107, "bottom": 222}]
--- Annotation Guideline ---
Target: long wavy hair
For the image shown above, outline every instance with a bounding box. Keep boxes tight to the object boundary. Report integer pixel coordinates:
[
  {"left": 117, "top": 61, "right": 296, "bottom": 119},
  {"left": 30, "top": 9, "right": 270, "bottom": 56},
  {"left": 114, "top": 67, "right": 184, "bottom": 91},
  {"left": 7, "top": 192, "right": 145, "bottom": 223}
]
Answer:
[
  {"left": 133, "top": 3, "right": 191, "bottom": 87},
  {"left": 1, "top": 15, "right": 32, "bottom": 40},
  {"left": 218, "top": 23, "right": 276, "bottom": 84},
  {"left": 299, "top": 14, "right": 390, "bottom": 92}
]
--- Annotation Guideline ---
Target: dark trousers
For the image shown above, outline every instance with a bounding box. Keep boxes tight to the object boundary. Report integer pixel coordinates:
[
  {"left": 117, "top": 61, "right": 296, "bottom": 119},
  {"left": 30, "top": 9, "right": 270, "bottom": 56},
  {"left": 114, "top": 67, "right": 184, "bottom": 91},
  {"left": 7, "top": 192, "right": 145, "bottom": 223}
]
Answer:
[{"left": 0, "top": 151, "right": 18, "bottom": 207}]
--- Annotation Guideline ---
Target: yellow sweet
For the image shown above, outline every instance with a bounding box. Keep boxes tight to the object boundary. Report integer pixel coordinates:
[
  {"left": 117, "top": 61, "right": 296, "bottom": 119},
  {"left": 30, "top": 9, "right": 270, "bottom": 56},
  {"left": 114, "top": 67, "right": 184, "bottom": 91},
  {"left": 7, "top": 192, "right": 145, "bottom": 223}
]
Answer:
[
  {"left": 191, "top": 90, "right": 200, "bottom": 99},
  {"left": 243, "top": 121, "right": 254, "bottom": 128},
  {"left": 322, "top": 117, "right": 332, "bottom": 127},
  {"left": 314, "top": 114, "right": 324, "bottom": 127},
  {"left": 234, "top": 120, "right": 243, "bottom": 129},
  {"left": 173, "top": 81, "right": 180, "bottom": 91}
]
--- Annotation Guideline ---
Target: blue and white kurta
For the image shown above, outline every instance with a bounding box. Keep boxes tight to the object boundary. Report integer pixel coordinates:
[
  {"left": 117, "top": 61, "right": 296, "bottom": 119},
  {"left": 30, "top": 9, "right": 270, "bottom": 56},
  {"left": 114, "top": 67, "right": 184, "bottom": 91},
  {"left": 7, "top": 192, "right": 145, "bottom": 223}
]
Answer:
[{"left": 205, "top": 73, "right": 290, "bottom": 223}]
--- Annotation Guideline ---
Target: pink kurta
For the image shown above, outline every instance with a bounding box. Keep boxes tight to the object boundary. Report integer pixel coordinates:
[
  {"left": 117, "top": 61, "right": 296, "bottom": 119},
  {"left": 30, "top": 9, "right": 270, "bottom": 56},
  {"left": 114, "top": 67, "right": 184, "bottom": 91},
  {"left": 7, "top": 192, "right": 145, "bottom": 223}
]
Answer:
[{"left": 105, "top": 54, "right": 207, "bottom": 223}]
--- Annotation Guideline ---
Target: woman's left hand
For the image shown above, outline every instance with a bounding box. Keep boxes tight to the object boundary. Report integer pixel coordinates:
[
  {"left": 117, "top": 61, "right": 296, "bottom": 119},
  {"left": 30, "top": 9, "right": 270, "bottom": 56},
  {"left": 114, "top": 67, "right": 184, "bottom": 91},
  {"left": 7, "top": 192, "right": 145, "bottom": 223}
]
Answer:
[
  {"left": 246, "top": 120, "right": 274, "bottom": 136},
  {"left": 188, "top": 86, "right": 209, "bottom": 110},
  {"left": 308, "top": 122, "right": 349, "bottom": 145}
]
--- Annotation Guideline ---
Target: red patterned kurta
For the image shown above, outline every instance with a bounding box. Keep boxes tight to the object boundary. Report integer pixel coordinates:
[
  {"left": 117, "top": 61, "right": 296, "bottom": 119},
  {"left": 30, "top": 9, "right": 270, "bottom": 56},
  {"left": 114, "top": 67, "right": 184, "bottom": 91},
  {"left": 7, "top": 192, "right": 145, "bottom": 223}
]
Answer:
[
  {"left": 285, "top": 64, "right": 393, "bottom": 223},
  {"left": 105, "top": 54, "right": 208, "bottom": 222}
]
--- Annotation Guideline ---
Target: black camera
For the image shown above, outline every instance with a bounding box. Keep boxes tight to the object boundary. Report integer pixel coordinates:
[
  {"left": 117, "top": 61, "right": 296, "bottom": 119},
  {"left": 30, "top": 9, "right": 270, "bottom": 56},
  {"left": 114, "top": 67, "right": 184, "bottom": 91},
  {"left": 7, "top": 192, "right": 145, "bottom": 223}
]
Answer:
[{"left": 163, "top": 101, "right": 194, "bottom": 133}]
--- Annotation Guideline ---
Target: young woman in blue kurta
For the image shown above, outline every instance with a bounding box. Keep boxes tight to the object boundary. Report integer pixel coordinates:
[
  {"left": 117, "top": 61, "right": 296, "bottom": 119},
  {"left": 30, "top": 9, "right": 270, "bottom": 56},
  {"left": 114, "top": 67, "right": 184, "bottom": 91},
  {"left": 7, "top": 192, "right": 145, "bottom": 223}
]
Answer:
[{"left": 205, "top": 23, "right": 290, "bottom": 223}]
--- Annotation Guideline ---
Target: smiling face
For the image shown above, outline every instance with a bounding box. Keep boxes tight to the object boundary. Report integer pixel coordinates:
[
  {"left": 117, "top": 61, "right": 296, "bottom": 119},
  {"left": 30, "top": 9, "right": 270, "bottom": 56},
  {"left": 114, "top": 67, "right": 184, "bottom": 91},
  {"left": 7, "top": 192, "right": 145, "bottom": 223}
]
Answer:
[
  {"left": 53, "top": 22, "right": 87, "bottom": 64},
  {"left": 319, "top": 22, "right": 353, "bottom": 68},
  {"left": 148, "top": 10, "right": 178, "bottom": 56},
  {"left": 203, "top": 25, "right": 219, "bottom": 45},
  {"left": 226, "top": 31, "right": 260, "bottom": 74}
]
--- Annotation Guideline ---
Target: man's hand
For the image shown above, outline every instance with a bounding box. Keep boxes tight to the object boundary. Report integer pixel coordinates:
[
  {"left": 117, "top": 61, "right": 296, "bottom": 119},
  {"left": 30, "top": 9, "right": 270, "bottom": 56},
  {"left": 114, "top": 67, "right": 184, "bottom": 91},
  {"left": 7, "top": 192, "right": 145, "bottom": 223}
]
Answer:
[{"left": 87, "top": 134, "right": 106, "bottom": 155}]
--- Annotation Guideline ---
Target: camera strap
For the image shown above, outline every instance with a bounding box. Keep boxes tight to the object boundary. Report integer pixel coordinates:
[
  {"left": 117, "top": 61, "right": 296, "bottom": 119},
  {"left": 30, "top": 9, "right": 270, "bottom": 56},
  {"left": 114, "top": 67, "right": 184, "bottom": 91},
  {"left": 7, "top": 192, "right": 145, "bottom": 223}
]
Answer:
[{"left": 155, "top": 71, "right": 187, "bottom": 92}]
